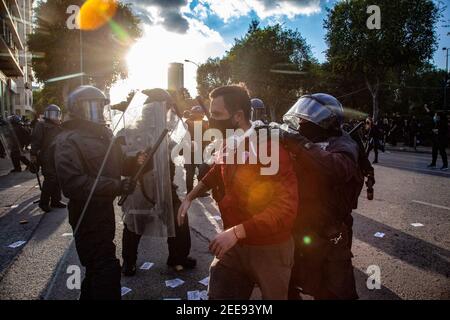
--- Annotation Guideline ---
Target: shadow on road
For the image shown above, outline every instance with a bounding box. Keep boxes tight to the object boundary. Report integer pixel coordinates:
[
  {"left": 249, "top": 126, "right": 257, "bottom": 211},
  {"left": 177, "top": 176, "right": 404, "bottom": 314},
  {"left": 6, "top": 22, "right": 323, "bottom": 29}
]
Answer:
[
  {"left": 353, "top": 212, "right": 450, "bottom": 278},
  {"left": 354, "top": 268, "right": 402, "bottom": 300},
  {"left": 0, "top": 171, "right": 37, "bottom": 189}
]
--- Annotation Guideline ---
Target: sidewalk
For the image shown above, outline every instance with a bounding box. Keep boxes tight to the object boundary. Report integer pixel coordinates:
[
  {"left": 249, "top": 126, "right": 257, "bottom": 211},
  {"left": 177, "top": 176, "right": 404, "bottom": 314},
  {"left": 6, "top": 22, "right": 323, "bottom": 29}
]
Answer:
[{"left": 385, "top": 143, "right": 432, "bottom": 154}]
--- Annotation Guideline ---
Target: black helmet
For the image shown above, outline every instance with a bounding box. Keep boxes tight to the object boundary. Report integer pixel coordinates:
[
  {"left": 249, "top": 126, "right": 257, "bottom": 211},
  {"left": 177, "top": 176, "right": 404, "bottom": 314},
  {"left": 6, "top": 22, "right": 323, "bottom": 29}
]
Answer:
[
  {"left": 283, "top": 93, "right": 344, "bottom": 131},
  {"left": 67, "top": 85, "right": 109, "bottom": 124},
  {"left": 44, "top": 104, "right": 61, "bottom": 121},
  {"left": 250, "top": 98, "right": 266, "bottom": 121}
]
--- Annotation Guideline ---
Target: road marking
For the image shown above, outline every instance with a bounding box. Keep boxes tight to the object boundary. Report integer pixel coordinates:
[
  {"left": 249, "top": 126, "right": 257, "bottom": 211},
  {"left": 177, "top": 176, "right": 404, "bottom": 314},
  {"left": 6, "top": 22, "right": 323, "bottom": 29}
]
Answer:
[
  {"left": 194, "top": 199, "right": 222, "bottom": 234},
  {"left": 379, "top": 163, "right": 450, "bottom": 176},
  {"left": 412, "top": 200, "right": 450, "bottom": 211}
]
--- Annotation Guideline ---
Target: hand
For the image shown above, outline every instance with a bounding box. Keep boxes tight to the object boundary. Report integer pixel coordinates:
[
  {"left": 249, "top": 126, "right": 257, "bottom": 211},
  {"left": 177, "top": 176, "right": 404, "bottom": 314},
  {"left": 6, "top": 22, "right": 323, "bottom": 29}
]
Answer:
[
  {"left": 30, "top": 155, "right": 37, "bottom": 163},
  {"left": 209, "top": 228, "right": 239, "bottom": 259},
  {"left": 279, "top": 129, "right": 309, "bottom": 151},
  {"left": 137, "top": 152, "right": 148, "bottom": 166},
  {"left": 177, "top": 198, "right": 192, "bottom": 226},
  {"left": 120, "top": 178, "right": 136, "bottom": 196}
]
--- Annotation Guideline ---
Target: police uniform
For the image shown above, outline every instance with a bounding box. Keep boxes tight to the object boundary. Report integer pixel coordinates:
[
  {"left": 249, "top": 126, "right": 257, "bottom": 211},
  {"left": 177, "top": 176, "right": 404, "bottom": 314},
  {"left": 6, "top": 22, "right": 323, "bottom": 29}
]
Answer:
[{"left": 31, "top": 119, "right": 63, "bottom": 208}]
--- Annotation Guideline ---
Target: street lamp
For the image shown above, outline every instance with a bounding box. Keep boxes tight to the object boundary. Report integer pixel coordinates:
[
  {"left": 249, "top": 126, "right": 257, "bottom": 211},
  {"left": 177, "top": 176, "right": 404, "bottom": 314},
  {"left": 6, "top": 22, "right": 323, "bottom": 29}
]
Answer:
[
  {"left": 184, "top": 59, "right": 200, "bottom": 67},
  {"left": 444, "top": 47, "right": 449, "bottom": 110}
]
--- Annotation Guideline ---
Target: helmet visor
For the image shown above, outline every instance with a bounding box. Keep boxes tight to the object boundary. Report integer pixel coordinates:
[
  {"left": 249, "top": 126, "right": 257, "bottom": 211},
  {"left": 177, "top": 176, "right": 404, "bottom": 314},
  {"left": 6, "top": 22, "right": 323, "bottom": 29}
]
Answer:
[
  {"left": 283, "top": 96, "right": 334, "bottom": 129},
  {"left": 78, "top": 100, "right": 109, "bottom": 124},
  {"left": 44, "top": 110, "right": 61, "bottom": 121}
]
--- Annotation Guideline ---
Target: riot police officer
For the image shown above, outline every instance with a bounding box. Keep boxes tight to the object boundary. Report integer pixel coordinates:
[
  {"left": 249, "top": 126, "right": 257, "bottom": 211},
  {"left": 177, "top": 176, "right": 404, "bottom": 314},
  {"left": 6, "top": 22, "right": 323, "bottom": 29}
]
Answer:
[
  {"left": 7, "top": 115, "right": 31, "bottom": 172},
  {"left": 280, "top": 93, "right": 365, "bottom": 300},
  {"left": 31, "top": 104, "right": 66, "bottom": 212},
  {"left": 121, "top": 88, "right": 196, "bottom": 276},
  {"left": 53, "top": 85, "right": 136, "bottom": 300},
  {"left": 250, "top": 98, "right": 268, "bottom": 123}
]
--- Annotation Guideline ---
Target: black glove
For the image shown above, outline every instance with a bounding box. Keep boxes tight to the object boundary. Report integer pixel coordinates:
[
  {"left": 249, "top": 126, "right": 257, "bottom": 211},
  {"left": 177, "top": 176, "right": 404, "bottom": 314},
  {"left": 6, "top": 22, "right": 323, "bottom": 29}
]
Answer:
[
  {"left": 119, "top": 178, "right": 137, "bottom": 196},
  {"left": 279, "top": 128, "right": 311, "bottom": 152}
]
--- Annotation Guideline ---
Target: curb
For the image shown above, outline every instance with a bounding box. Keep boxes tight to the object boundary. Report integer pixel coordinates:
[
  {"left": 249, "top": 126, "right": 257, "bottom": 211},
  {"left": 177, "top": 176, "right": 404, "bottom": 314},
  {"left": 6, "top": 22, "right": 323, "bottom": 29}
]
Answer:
[{"left": 385, "top": 147, "right": 432, "bottom": 155}]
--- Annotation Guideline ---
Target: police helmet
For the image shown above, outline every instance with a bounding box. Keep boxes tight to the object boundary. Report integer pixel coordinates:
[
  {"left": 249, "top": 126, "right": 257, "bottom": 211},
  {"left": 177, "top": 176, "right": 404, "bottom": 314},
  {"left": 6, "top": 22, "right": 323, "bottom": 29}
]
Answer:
[
  {"left": 44, "top": 104, "right": 61, "bottom": 121},
  {"left": 283, "top": 93, "right": 344, "bottom": 131},
  {"left": 67, "top": 85, "right": 109, "bottom": 124}
]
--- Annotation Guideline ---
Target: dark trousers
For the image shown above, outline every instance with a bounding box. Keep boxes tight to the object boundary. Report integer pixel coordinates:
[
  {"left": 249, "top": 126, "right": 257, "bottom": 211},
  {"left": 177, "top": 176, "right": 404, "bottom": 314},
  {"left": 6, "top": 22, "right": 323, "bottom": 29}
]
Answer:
[
  {"left": 289, "top": 230, "right": 358, "bottom": 300},
  {"left": 68, "top": 199, "right": 121, "bottom": 300},
  {"left": 40, "top": 168, "right": 62, "bottom": 206},
  {"left": 367, "top": 143, "right": 378, "bottom": 162},
  {"left": 431, "top": 141, "right": 448, "bottom": 167},
  {"left": 122, "top": 199, "right": 191, "bottom": 266},
  {"left": 10, "top": 149, "right": 30, "bottom": 170}
]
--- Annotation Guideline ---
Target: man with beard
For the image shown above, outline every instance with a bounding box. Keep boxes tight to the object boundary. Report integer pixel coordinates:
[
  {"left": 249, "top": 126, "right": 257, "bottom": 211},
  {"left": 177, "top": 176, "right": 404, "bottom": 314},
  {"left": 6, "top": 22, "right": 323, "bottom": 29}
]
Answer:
[{"left": 178, "top": 85, "right": 298, "bottom": 300}]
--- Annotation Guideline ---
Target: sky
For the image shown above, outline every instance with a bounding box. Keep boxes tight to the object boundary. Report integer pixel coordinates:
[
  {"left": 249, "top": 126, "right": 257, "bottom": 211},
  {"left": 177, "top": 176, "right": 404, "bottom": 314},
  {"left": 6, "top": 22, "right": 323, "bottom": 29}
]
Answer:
[{"left": 110, "top": 0, "right": 450, "bottom": 104}]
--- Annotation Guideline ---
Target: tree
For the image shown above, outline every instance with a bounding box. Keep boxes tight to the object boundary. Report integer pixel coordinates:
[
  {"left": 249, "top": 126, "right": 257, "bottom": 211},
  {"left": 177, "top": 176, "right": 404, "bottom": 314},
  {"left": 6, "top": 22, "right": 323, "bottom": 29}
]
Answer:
[
  {"left": 197, "top": 21, "right": 315, "bottom": 120},
  {"left": 324, "top": 0, "right": 440, "bottom": 120},
  {"left": 29, "top": 0, "right": 142, "bottom": 110},
  {"left": 196, "top": 57, "right": 231, "bottom": 99}
]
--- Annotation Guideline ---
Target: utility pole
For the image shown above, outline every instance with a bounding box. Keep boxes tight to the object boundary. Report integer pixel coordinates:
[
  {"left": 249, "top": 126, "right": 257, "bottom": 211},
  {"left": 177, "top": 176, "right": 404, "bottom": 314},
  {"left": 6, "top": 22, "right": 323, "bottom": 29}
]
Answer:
[{"left": 444, "top": 47, "right": 449, "bottom": 109}]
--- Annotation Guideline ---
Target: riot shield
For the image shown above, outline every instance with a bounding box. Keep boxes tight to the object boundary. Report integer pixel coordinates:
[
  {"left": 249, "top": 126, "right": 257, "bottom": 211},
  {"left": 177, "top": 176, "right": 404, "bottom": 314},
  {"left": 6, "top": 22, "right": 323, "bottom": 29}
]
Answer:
[{"left": 117, "top": 100, "right": 177, "bottom": 238}]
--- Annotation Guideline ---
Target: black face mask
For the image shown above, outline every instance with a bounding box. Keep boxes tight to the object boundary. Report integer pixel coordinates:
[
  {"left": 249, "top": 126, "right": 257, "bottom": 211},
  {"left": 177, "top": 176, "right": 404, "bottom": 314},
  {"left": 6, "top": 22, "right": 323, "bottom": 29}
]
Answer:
[
  {"left": 209, "top": 117, "right": 237, "bottom": 137},
  {"left": 299, "top": 121, "right": 329, "bottom": 142}
]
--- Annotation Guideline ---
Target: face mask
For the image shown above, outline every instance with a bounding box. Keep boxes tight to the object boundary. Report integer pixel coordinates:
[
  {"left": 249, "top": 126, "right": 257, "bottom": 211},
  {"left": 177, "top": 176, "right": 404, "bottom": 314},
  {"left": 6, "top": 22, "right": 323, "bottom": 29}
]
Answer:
[
  {"left": 209, "top": 116, "right": 237, "bottom": 138},
  {"left": 299, "top": 121, "right": 328, "bottom": 142}
]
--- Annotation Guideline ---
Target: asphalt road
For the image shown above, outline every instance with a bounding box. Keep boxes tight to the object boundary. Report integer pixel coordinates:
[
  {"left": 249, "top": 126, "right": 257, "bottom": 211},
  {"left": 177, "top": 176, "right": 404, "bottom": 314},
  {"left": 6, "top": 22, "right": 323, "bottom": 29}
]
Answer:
[{"left": 0, "top": 151, "right": 449, "bottom": 300}]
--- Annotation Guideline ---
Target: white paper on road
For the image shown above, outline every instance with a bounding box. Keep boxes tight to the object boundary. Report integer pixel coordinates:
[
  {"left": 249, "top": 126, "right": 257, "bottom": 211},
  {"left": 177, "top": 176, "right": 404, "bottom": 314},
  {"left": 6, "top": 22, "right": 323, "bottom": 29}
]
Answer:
[
  {"left": 13, "top": 185, "right": 21, "bottom": 188},
  {"left": 11, "top": 204, "right": 19, "bottom": 209},
  {"left": 62, "top": 233, "right": 73, "bottom": 237},
  {"left": 140, "top": 262, "right": 154, "bottom": 270},
  {"left": 187, "top": 290, "right": 201, "bottom": 300},
  {"left": 199, "top": 276, "right": 209, "bottom": 287},
  {"left": 7, "top": 241, "right": 26, "bottom": 248},
  {"left": 165, "top": 278, "right": 185, "bottom": 288},
  {"left": 121, "top": 287, "right": 132, "bottom": 296},
  {"left": 411, "top": 223, "right": 424, "bottom": 227},
  {"left": 374, "top": 232, "right": 385, "bottom": 238},
  {"left": 200, "top": 290, "right": 208, "bottom": 300}
]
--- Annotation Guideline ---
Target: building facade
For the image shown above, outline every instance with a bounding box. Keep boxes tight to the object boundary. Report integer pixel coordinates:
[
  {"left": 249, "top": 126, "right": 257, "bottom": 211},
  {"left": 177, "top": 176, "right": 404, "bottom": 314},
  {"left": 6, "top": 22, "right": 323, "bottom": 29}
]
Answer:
[
  {"left": 0, "top": 0, "right": 33, "bottom": 119},
  {"left": 168, "top": 62, "right": 184, "bottom": 92}
]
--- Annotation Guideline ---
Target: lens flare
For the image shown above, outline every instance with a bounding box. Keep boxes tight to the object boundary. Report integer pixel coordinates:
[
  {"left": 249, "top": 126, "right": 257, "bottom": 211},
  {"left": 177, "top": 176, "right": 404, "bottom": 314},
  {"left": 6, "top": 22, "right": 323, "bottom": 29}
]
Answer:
[
  {"left": 77, "top": 0, "right": 118, "bottom": 31},
  {"left": 303, "top": 236, "right": 312, "bottom": 245}
]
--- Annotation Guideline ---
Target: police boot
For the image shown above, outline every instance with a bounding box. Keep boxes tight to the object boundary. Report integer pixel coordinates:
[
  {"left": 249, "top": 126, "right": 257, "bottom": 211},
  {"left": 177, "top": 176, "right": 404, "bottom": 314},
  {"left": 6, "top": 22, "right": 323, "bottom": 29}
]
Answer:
[
  {"left": 51, "top": 201, "right": 67, "bottom": 209},
  {"left": 122, "top": 261, "right": 136, "bottom": 277},
  {"left": 39, "top": 203, "right": 52, "bottom": 213},
  {"left": 167, "top": 257, "right": 196, "bottom": 271}
]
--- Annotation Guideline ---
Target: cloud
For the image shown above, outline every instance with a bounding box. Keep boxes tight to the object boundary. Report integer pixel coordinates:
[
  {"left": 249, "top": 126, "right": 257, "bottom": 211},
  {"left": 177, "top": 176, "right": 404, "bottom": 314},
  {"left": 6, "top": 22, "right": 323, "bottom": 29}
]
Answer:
[
  {"left": 124, "top": 0, "right": 190, "bottom": 33},
  {"left": 197, "top": 0, "right": 322, "bottom": 22}
]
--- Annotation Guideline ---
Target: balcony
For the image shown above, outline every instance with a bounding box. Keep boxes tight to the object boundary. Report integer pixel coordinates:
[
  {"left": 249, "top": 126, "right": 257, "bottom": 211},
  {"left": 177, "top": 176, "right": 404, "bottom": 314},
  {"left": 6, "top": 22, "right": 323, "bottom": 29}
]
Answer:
[
  {"left": 0, "top": 20, "right": 23, "bottom": 77},
  {"left": 1, "top": 0, "right": 24, "bottom": 51}
]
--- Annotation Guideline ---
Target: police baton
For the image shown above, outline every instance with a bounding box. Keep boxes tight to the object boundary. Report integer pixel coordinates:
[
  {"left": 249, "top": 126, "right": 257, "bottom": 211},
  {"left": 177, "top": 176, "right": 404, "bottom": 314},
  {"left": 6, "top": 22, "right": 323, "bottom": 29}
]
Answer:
[
  {"left": 118, "top": 128, "right": 169, "bottom": 206},
  {"left": 348, "top": 121, "right": 364, "bottom": 136}
]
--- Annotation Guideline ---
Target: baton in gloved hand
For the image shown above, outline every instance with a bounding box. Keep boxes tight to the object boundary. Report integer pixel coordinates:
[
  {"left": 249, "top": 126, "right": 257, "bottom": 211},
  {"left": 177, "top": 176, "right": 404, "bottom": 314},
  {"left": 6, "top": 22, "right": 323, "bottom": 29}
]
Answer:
[{"left": 118, "top": 128, "right": 169, "bottom": 206}]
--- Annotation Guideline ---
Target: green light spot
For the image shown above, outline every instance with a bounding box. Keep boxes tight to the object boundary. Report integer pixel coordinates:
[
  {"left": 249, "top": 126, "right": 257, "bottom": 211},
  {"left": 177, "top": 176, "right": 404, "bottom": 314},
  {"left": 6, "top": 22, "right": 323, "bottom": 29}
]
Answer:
[{"left": 303, "top": 236, "right": 312, "bottom": 245}]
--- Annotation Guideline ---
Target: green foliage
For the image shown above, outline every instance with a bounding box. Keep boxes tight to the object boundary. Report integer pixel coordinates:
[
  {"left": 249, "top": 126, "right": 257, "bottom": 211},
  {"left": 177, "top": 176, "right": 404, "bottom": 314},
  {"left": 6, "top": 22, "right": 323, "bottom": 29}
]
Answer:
[
  {"left": 197, "top": 20, "right": 315, "bottom": 120},
  {"left": 28, "top": 0, "right": 142, "bottom": 108},
  {"left": 324, "top": 0, "right": 440, "bottom": 119}
]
